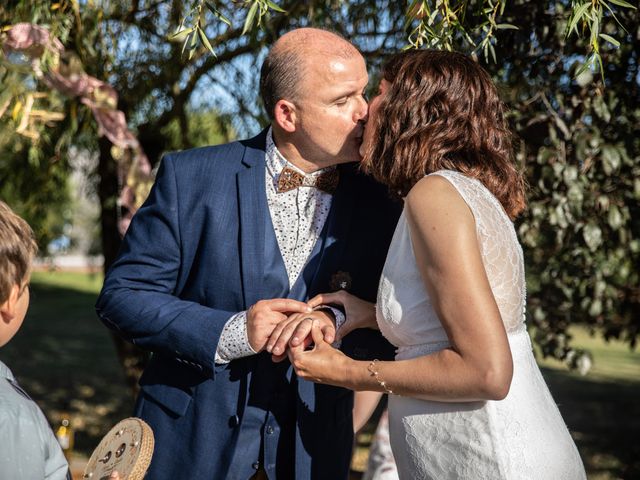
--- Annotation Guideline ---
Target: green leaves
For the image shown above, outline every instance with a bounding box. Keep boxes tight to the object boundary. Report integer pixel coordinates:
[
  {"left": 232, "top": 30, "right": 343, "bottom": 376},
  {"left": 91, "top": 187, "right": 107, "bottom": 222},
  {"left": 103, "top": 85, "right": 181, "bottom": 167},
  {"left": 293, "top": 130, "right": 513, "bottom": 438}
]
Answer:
[
  {"left": 242, "top": 2, "right": 260, "bottom": 35},
  {"left": 495, "top": 23, "right": 517, "bottom": 30},
  {"left": 171, "top": 0, "right": 289, "bottom": 59},
  {"left": 566, "top": 1, "right": 591, "bottom": 37},
  {"left": 197, "top": 27, "right": 215, "bottom": 56},
  {"left": 606, "top": 0, "right": 636, "bottom": 8},
  {"left": 582, "top": 223, "right": 603, "bottom": 251},
  {"left": 405, "top": 0, "right": 480, "bottom": 52},
  {"left": 598, "top": 33, "right": 620, "bottom": 48},
  {"left": 601, "top": 144, "right": 621, "bottom": 175},
  {"left": 265, "top": 0, "right": 287, "bottom": 13},
  {"left": 401, "top": 0, "right": 635, "bottom": 75},
  {"left": 169, "top": 1, "right": 218, "bottom": 60},
  {"left": 169, "top": 27, "right": 194, "bottom": 42},
  {"left": 564, "top": 0, "right": 635, "bottom": 79},
  {"left": 205, "top": 1, "right": 231, "bottom": 27}
]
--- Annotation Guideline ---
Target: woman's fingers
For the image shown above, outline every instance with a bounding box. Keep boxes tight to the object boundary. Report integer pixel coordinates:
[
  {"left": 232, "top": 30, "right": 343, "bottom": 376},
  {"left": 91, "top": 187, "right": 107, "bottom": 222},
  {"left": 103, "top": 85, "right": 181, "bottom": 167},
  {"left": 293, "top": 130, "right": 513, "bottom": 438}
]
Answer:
[
  {"left": 266, "top": 298, "right": 313, "bottom": 314},
  {"left": 307, "top": 291, "right": 345, "bottom": 309},
  {"left": 311, "top": 321, "right": 325, "bottom": 346},
  {"left": 287, "top": 336, "right": 305, "bottom": 365},
  {"left": 321, "top": 322, "right": 336, "bottom": 343},
  {"left": 307, "top": 294, "right": 327, "bottom": 308}
]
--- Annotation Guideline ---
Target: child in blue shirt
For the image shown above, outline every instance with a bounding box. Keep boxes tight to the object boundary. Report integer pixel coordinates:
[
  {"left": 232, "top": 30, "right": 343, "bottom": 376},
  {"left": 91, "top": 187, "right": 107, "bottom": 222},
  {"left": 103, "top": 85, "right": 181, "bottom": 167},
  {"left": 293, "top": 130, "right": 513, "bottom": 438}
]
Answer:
[{"left": 0, "top": 200, "right": 70, "bottom": 479}]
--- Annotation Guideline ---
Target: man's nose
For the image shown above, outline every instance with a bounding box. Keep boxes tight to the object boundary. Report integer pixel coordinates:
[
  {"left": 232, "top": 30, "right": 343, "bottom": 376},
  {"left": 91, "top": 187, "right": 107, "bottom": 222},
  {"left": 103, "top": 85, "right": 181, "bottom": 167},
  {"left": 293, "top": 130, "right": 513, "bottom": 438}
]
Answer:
[{"left": 355, "top": 97, "right": 368, "bottom": 123}]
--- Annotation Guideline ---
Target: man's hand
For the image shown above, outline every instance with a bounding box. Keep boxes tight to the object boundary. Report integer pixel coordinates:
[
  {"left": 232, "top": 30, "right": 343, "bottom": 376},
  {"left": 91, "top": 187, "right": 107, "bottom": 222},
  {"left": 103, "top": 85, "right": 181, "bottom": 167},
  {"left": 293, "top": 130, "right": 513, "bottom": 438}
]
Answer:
[
  {"left": 247, "top": 299, "right": 312, "bottom": 353},
  {"left": 266, "top": 309, "right": 336, "bottom": 362}
]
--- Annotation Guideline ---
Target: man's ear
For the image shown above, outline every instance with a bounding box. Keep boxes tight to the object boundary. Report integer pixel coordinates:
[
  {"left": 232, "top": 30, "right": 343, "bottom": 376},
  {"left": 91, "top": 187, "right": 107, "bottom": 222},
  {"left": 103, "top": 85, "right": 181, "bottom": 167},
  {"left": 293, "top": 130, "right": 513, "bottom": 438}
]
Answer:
[
  {"left": 0, "top": 284, "right": 19, "bottom": 323},
  {"left": 274, "top": 99, "right": 297, "bottom": 133}
]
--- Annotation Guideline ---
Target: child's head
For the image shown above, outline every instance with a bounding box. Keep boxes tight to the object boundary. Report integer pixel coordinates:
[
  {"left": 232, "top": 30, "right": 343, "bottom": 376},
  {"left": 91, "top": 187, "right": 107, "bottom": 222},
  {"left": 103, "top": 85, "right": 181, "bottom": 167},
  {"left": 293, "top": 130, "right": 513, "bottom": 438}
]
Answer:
[{"left": 0, "top": 201, "right": 37, "bottom": 347}]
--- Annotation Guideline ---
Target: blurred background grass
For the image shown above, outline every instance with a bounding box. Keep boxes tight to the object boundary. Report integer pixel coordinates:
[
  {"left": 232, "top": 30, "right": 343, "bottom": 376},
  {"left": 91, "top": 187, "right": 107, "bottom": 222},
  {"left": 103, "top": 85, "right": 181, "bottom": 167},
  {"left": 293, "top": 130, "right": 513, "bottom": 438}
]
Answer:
[{"left": 0, "top": 271, "right": 637, "bottom": 479}]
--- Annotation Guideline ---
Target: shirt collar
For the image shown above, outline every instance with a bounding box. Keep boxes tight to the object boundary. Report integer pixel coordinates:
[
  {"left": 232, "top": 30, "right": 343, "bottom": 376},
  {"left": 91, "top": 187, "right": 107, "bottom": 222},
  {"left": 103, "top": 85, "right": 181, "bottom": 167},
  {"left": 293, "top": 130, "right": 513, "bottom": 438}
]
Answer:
[
  {"left": 0, "top": 359, "right": 14, "bottom": 381},
  {"left": 265, "top": 127, "right": 336, "bottom": 181}
]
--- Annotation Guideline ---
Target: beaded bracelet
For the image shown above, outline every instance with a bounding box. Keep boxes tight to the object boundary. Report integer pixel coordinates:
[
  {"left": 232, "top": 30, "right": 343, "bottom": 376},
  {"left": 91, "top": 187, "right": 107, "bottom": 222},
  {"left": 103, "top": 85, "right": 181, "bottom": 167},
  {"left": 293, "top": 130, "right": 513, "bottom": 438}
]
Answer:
[{"left": 367, "top": 359, "right": 394, "bottom": 395}]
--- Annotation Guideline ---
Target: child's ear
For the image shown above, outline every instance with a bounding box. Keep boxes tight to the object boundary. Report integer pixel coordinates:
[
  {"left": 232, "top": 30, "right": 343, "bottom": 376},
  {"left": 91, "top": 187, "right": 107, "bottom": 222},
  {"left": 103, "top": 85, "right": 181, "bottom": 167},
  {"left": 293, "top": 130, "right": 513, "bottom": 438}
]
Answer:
[{"left": 0, "top": 284, "right": 20, "bottom": 322}]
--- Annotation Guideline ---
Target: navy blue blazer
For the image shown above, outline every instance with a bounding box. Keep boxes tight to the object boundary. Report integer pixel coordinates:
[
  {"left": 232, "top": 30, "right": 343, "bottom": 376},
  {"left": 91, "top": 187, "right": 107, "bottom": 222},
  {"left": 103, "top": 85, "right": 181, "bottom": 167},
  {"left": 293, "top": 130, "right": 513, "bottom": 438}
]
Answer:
[{"left": 96, "top": 129, "right": 401, "bottom": 479}]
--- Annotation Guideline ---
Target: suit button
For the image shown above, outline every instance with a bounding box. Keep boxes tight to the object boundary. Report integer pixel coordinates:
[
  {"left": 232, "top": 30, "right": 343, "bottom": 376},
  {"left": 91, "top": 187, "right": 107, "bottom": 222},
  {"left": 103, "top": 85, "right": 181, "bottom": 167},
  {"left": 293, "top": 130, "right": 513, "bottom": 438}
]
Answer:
[
  {"left": 228, "top": 415, "right": 240, "bottom": 427},
  {"left": 252, "top": 461, "right": 260, "bottom": 470},
  {"left": 265, "top": 425, "right": 274, "bottom": 435}
]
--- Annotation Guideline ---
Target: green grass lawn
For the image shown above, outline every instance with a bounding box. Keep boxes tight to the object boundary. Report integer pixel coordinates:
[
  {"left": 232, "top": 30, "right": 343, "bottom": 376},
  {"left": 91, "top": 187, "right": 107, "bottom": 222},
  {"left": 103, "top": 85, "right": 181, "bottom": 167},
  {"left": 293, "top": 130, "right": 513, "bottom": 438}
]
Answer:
[
  {"left": 0, "top": 271, "right": 637, "bottom": 479},
  {"left": 535, "top": 329, "right": 640, "bottom": 480}
]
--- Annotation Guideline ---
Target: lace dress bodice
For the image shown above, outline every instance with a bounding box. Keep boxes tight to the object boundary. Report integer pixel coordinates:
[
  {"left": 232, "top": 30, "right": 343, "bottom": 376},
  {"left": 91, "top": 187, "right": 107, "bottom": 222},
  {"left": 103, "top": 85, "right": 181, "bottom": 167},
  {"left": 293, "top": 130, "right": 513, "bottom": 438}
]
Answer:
[{"left": 377, "top": 170, "right": 526, "bottom": 360}]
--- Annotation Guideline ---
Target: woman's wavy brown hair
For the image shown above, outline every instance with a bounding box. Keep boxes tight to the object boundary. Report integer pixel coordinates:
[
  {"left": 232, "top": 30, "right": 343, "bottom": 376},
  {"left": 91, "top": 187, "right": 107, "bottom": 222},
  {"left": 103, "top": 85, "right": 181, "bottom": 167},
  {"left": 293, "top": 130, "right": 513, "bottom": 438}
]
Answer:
[{"left": 361, "top": 49, "right": 526, "bottom": 219}]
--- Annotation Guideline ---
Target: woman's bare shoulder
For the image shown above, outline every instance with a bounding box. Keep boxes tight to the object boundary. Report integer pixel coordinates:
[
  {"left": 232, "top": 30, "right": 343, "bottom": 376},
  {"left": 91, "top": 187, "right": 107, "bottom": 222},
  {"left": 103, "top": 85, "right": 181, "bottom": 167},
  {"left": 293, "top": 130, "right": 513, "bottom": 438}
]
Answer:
[{"left": 405, "top": 174, "right": 472, "bottom": 227}]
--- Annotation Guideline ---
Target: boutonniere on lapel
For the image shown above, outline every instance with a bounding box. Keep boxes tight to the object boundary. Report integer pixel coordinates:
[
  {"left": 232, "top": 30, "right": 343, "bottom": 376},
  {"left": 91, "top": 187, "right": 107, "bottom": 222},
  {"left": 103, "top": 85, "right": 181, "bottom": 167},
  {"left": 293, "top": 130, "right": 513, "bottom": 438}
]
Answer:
[{"left": 329, "top": 271, "right": 352, "bottom": 291}]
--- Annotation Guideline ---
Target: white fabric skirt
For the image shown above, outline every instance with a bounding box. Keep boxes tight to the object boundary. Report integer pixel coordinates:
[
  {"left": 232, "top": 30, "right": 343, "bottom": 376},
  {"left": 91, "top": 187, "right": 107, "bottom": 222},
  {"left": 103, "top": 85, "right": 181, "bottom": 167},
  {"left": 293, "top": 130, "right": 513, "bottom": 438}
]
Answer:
[{"left": 387, "top": 330, "right": 586, "bottom": 480}]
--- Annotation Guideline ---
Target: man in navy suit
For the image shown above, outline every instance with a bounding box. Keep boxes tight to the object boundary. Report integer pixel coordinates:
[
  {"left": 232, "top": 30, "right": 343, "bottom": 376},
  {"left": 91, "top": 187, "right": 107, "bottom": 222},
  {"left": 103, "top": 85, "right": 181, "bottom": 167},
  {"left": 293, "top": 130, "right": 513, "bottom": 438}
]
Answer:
[{"left": 96, "top": 28, "right": 400, "bottom": 479}]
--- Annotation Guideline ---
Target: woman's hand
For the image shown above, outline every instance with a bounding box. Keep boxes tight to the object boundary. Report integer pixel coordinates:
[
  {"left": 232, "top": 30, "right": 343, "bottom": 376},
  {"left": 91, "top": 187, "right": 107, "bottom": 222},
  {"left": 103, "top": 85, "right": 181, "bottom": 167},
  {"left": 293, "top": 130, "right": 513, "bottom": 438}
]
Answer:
[
  {"left": 288, "top": 321, "right": 351, "bottom": 387},
  {"left": 307, "top": 290, "right": 377, "bottom": 341}
]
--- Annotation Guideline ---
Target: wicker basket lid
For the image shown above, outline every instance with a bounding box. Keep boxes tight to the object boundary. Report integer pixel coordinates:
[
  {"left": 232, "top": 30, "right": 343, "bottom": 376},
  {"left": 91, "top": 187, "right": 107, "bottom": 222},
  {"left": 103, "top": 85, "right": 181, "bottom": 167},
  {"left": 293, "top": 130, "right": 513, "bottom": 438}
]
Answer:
[{"left": 83, "top": 417, "right": 154, "bottom": 480}]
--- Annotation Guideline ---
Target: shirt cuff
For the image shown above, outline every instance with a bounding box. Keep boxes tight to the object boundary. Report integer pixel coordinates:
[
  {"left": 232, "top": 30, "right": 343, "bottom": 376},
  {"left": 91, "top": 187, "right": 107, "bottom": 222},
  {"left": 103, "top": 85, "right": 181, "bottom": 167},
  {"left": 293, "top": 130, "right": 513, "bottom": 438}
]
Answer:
[
  {"left": 214, "top": 311, "right": 257, "bottom": 364},
  {"left": 314, "top": 305, "right": 345, "bottom": 347}
]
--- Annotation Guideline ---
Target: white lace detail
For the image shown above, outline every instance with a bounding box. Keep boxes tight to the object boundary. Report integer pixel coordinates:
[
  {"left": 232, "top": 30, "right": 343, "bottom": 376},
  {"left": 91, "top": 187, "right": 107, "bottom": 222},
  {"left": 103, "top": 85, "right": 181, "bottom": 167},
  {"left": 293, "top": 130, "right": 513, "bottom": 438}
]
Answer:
[
  {"left": 377, "top": 170, "right": 586, "bottom": 479},
  {"left": 435, "top": 170, "right": 527, "bottom": 333}
]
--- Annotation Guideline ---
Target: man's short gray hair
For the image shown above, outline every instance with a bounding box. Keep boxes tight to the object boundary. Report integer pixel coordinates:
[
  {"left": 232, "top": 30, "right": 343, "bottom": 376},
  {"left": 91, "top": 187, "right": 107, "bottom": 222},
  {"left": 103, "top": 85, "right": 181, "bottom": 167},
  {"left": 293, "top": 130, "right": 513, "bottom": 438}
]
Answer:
[{"left": 259, "top": 29, "right": 357, "bottom": 120}]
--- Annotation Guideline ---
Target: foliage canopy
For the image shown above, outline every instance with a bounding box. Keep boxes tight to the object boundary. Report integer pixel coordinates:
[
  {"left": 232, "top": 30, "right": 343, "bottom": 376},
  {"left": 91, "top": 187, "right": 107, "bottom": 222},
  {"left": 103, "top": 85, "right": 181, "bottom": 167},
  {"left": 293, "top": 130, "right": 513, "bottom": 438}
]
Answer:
[{"left": 0, "top": 1, "right": 638, "bottom": 381}]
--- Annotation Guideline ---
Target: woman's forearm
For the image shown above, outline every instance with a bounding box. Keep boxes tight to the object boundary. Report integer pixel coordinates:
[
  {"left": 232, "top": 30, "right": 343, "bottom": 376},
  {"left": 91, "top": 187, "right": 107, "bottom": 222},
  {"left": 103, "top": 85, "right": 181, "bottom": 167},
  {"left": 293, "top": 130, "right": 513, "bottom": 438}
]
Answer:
[{"left": 344, "top": 349, "right": 512, "bottom": 402}]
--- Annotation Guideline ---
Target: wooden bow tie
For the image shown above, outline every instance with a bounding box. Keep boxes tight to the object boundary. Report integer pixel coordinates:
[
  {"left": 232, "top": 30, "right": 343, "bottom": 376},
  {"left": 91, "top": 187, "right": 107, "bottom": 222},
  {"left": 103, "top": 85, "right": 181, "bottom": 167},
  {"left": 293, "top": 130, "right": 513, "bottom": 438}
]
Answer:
[{"left": 276, "top": 167, "right": 339, "bottom": 194}]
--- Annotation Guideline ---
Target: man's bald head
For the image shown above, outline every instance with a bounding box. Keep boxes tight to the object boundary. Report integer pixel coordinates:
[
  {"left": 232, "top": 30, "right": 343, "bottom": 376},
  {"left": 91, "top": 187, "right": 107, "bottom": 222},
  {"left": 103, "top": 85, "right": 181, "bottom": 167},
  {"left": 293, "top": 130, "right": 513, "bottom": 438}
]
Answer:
[{"left": 260, "top": 28, "right": 361, "bottom": 120}]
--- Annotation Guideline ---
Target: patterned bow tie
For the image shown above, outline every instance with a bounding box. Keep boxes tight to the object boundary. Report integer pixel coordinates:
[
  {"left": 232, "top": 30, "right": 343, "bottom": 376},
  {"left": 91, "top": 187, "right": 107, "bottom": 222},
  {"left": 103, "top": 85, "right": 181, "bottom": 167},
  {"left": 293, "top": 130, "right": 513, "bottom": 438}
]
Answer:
[{"left": 276, "top": 167, "right": 339, "bottom": 194}]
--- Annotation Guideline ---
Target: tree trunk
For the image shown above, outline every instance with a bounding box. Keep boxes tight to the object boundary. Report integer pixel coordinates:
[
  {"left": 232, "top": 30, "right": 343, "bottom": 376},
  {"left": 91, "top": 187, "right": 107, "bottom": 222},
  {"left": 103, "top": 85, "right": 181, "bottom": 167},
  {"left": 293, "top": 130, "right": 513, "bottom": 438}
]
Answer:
[{"left": 97, "top": 137, "right": 149, "bottom": 397}]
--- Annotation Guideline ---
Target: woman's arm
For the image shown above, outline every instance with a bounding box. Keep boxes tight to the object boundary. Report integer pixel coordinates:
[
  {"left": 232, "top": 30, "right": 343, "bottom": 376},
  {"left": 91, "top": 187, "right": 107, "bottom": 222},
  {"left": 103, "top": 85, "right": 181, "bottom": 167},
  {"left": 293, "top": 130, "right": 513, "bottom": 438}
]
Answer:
[{"left": 290, "top": 175, "right": 513, "bottom": 402}]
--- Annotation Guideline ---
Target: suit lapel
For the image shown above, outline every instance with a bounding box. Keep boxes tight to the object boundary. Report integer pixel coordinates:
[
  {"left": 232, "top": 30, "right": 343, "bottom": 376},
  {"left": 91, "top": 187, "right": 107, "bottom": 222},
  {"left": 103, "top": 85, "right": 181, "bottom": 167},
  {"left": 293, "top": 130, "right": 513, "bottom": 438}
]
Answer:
[
  {"left": 237, "top": 133, "right": 269, "bottom": 309},
  {"left": 308, "top": 165, "right": 356, "bottom": 294}
]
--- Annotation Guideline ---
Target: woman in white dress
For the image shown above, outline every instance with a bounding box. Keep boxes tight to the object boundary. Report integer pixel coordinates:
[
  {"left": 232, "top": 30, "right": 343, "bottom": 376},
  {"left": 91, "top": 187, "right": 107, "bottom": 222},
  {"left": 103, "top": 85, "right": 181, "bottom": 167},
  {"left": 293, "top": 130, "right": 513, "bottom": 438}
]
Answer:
[{"left": 287, "top": 50, "right": 586, "bottom": 479}]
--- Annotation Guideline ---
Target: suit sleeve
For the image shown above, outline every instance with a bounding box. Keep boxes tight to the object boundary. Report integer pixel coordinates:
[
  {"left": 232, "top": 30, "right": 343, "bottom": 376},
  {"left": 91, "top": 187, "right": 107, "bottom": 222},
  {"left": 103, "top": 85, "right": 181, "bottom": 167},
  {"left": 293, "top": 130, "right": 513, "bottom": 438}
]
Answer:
[{"left": 95, "top": 155, "right": 234, "bottom": 377}]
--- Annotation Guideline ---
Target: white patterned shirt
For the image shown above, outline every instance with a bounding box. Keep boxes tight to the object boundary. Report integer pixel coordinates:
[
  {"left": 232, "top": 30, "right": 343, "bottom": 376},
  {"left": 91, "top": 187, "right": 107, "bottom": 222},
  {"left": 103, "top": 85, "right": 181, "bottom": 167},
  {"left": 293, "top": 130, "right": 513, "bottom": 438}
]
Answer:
[{"left": 215, "top": 128, "right": 344, "bottom": 364}]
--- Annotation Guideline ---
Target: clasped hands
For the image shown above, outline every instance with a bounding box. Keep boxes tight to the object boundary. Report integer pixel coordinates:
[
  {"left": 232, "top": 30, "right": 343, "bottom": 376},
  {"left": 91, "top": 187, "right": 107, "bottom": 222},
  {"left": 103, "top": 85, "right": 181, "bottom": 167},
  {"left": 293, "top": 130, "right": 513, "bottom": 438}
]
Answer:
[
  {"left": 246, "top": 298, "right": 336, "bottom": 362},
  {"left": 246, "top": 291, "right": 376, "bottom": 367}
]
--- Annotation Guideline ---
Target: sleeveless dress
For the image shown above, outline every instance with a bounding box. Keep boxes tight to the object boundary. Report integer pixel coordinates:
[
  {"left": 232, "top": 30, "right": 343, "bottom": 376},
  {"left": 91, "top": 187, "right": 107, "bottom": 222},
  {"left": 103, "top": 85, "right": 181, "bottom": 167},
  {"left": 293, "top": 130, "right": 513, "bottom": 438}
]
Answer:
[{"left": 376, "top": 170, "right": 586, "bottom": 479}]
